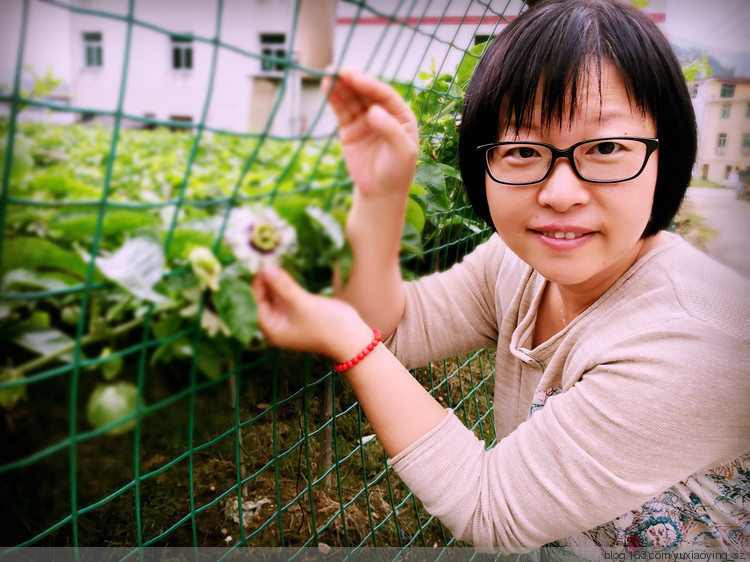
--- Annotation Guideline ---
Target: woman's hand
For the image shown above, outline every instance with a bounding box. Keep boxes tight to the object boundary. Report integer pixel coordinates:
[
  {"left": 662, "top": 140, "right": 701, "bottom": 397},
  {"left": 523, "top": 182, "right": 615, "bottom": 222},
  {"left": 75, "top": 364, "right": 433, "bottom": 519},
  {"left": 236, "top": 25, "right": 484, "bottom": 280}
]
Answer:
[
  {"left": 251, "top": 266, "right": 374, "bottom": 363},
  {"left": 323, "top": 68, "right": 419, "bottom": 198},
  {"left": 323, "top": 69, "right": 415, "bottom": 333},
  {"left": 252, "top": 266, "right": 447, "bottom": 460}
]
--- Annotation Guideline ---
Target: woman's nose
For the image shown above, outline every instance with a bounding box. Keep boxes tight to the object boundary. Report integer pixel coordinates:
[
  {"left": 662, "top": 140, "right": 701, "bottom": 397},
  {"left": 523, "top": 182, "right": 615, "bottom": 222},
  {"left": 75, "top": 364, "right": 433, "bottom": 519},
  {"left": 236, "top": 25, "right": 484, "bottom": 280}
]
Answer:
[{"left": 536, "top": 159, "right": 591, "bottom": 212}]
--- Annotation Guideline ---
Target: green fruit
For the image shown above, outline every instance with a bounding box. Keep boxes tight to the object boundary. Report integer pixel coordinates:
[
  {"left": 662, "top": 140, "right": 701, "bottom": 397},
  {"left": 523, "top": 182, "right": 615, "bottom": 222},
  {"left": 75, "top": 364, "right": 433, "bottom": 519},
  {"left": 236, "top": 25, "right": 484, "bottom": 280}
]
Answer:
[
  {"left": 99, "top": 347, "right": 123, "bottom": 381},
  {"left": 60, "top": 305, "right": 80, "bottom": 326},
  {"left": 86, "top": 382, "right": 141, "bottom": 435}
]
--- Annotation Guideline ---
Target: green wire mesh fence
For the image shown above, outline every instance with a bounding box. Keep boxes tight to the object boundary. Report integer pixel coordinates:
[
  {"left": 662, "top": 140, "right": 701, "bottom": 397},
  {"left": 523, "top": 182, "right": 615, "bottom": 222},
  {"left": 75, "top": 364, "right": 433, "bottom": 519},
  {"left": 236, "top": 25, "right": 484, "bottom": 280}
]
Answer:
[{"left": 0, "top": 0, "right": 524, "bottom": 555}]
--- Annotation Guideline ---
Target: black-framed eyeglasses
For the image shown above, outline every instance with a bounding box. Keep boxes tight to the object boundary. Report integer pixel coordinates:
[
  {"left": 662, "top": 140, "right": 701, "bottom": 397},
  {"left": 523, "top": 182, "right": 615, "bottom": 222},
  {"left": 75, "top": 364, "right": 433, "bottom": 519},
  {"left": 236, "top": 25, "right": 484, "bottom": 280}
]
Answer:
[{"left": 476, "top": 137, "right": 659, "bottom": 185}]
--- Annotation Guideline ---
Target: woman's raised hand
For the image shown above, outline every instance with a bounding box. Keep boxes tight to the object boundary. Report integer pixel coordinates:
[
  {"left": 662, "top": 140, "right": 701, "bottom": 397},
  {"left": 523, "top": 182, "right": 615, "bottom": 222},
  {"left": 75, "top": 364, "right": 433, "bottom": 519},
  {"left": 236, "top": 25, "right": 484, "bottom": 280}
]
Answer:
[{"left": 323, "top": 68, "right": 419, "bottom": 198}]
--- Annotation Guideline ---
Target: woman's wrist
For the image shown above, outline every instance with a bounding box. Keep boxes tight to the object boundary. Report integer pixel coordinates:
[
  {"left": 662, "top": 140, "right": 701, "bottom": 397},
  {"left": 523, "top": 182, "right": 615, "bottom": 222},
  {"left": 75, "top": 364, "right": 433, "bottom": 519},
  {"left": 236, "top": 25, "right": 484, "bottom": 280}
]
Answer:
[
  {"left": 329, "top": 320, "right": 378, "bottom": 365},
  {"left": 346, "top": 189, "right": 408, "bottom": 254}
]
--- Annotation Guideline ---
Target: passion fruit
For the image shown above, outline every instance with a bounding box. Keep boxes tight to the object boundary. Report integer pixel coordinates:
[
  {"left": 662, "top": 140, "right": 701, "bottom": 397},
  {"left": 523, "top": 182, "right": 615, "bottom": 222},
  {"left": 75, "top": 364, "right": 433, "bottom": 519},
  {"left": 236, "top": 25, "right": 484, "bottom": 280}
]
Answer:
[{"left": 86, "top": 382, "right": 141, "bottom": 435}]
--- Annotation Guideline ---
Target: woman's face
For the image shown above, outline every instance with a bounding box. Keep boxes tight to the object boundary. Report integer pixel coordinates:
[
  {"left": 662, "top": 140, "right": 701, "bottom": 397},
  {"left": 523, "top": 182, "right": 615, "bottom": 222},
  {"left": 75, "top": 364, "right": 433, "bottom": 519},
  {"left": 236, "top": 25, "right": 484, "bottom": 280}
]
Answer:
[{"left": 486, "top": 60, "right": 658, "bottom": 294}]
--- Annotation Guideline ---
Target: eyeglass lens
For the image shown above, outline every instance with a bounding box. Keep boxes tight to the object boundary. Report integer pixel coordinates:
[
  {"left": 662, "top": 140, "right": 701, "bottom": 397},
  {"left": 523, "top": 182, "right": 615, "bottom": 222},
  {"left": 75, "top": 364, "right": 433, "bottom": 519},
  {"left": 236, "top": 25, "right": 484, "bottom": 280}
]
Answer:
[{"left": 485, "top": 138, "right": 652, "bottom": 184}]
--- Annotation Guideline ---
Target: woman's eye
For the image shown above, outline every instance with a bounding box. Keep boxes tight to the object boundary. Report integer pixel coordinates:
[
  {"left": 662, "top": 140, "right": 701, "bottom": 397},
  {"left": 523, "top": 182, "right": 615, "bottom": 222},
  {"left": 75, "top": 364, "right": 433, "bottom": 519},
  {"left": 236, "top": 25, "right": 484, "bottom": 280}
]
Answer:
[
  {"left": 508, "top": 146, "right": 540, "bottom": 159},
  {"left": 588, "top": 141, "right": 623, "bottom": 155}
]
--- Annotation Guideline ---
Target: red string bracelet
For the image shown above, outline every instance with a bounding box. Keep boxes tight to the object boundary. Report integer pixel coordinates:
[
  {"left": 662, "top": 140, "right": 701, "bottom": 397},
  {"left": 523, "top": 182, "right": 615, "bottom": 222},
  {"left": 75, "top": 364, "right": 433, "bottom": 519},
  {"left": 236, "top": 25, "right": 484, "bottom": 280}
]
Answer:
[{"left": 333, "top": 328, "right": 382, "bottom": 372}]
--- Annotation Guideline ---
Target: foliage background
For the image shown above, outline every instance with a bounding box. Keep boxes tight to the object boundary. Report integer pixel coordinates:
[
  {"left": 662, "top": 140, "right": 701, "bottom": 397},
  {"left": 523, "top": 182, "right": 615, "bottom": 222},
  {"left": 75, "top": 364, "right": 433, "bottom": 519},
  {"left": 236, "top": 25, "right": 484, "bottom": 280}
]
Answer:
[{"left": 0, "top": 0, "right": 498, "bottom": 553}]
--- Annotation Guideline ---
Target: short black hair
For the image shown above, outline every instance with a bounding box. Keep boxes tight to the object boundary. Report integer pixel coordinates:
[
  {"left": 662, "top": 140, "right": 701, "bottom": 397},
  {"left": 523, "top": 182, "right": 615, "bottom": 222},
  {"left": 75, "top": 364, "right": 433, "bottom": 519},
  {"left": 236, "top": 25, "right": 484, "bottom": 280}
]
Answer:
[{"left": 458, "top": 0, "right": 696, "bottom": 237}]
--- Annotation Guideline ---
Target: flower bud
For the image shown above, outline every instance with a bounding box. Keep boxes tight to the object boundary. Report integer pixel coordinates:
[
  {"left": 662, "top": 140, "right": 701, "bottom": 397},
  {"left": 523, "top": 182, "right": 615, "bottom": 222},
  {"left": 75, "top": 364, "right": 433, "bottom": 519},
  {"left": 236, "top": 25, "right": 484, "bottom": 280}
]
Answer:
[{"left": 188, "top": 247, "right": 221, "bottom": 291}]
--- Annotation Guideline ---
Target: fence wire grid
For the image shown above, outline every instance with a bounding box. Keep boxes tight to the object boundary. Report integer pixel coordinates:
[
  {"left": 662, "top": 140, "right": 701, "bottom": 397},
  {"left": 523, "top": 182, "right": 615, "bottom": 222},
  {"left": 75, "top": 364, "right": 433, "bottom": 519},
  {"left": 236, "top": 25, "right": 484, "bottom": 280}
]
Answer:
[{"left": 0, "top": 0, "right": 527, "bottom": 557}]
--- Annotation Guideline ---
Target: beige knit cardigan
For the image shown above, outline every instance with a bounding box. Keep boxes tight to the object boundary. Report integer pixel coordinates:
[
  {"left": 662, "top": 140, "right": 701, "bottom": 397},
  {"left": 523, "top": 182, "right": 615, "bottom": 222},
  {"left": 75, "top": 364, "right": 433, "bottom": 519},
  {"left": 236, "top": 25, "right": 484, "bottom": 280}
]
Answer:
[{"left": 385, "top": 232, "right": 750, "bottom": 553}]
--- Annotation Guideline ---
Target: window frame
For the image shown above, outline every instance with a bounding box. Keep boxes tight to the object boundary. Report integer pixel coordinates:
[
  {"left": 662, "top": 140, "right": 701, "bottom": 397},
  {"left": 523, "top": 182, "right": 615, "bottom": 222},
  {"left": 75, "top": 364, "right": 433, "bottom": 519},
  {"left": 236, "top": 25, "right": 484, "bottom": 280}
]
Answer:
[
  {"left": 170, "top": 34, "right": 193, "bottom": 70},
  {"left": 82, "top": 31, "right": 103, "bottom": 68},
  {"left": 259, "top": 33, "right": 287, "bottom": 75},
  {"left": 721, "top": 103, "right": 731, "bottom": 119},
  {"left": 717, "top": 133, "right": 727, "bottom": 153},
  {"left": 719, "top": 83, "right": 736, "bottom": 98}
]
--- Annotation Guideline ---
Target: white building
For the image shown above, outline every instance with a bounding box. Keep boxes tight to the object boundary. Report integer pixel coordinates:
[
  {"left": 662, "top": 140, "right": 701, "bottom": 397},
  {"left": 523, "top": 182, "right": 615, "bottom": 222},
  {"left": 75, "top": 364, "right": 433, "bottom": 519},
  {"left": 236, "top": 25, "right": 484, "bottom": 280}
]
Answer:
[
  {"left": 691, "top": 75, "right": 750, "bottom": 184},
  {"left": 0, "top": 0, "right": 667, "bottom": 138}
]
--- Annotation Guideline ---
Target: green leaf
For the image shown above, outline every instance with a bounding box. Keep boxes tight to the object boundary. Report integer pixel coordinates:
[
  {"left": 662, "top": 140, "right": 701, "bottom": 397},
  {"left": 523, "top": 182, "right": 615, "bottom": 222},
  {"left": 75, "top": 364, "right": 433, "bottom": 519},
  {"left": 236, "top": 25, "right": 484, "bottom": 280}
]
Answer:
[
  {"left": 414, "top": 159, "right": 450, "bottom": 212},
  {"left": 0, "top": 136, "right": 33, "bottom": 183},
  {"left": 274, "top": 195, "right": 311, "bottom": 226},
  {"left": 455, "top": 41, "right": 487, "bottom": 88},
  {"left": 437, "top": 162, "right": 460, "bottom": 179},
  {"left": 166, "top": 228, "right": 224, "bottom": 261},
  {"left": 27, "top": 172, "right": 100, "bottom": 199},
  {"left": 405, "top": 197, "right": 426, "bottom": 235},
  {"left": 150, "top": 336, "right": 193, "bottom": 365},
  {"left": 213, "top": 277, "right": 257, "bottom": 345},
  {"left": 1, "top": 269, "right": 71, "bottom": 292},
  {"left": 152, "top": 312, "right": 183, "bottom": 341},
  {"left": 305, "top": 205, "right": 344, "bottom": 250},
  {"left": 48, "top": 208, "right": 159, "bottom": 240},
  {"left": 196, "top": 340, "right": 229, "bottom": 380},
  {"left": 400, "top": 222, "right": 423, "bottom": 258},
  {"left": 337, "top": 241, "right": 355, "bottom": 288},
  {"left": 0, "top": 369, "right": 27, "bottom": 408},
  {"left": 1, "top": 237, "right": 91, "bottom": 279}
]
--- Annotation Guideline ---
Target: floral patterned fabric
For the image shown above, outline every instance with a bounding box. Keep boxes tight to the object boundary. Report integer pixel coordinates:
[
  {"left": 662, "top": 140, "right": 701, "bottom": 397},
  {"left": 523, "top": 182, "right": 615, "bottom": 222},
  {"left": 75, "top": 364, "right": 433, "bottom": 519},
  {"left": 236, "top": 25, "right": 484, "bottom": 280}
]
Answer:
[{"left": 530, "top": 388, "right": 750, "bottom": 554}]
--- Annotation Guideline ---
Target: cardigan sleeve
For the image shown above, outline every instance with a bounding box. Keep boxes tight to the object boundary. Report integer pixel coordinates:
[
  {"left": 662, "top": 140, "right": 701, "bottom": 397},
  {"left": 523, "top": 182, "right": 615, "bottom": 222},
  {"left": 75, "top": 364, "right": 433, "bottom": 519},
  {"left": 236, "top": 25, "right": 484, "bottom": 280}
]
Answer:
[
  {"left": 388, "top": 319, "right": 750, "bottom": 552},
  {"left": 385, "top": 234, "right": 526, "bottom": 369}
]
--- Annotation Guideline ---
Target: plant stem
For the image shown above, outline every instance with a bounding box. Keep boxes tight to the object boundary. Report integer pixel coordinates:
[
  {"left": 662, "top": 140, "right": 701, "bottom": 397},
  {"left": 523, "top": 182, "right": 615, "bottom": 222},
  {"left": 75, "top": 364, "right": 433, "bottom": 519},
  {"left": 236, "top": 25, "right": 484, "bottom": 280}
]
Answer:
[{"left": 13, "top": 316, "right": 145, "bottom": 376}]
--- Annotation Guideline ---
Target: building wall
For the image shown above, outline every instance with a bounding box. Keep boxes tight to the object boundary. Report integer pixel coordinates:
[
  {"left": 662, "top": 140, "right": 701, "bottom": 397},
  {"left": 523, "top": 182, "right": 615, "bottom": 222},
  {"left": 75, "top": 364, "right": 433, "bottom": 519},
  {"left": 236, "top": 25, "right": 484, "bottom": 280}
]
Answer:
[
  {"left": 693, "top": 78, "right": 750, "bottom": 184},
  {"left": 0, "top": 0, "right": 668, "bottom": 137}
]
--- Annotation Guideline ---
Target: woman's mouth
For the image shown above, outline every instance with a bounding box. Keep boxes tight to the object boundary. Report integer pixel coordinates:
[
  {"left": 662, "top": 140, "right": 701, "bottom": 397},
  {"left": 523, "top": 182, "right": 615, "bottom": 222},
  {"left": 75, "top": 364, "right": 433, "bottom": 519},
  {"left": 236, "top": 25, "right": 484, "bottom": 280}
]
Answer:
[
  {"left": 531, "top": 227, "right": 595, "bottom": 249},
  {"left": 539, "top": 231, "right": 587, "bottom": 240}
]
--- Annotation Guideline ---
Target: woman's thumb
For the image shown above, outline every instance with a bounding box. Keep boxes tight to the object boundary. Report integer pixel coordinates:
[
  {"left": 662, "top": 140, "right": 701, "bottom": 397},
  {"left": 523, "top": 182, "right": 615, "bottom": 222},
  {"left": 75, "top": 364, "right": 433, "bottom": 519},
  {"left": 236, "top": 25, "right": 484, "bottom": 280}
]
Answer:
[
  {"left": 367, "top": 104, "right": 413, "bottom": 154},
  {"left": 260, "top": 265, "right": 305, "bottom": 303}
]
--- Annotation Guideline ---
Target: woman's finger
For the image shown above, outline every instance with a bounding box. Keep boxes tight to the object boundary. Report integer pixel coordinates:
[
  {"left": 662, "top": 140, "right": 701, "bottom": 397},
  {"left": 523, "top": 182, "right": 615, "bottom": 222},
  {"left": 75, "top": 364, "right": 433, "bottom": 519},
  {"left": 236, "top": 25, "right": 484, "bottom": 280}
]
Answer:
[
  {"left": 366, "top": 104, "right": 418, "bottom": 159},
  {"left": 341, "top": 68, "right": 414, "bottom": 124},
  {"left": 326, "top": 70, "right": 367, "bottom": 127}
]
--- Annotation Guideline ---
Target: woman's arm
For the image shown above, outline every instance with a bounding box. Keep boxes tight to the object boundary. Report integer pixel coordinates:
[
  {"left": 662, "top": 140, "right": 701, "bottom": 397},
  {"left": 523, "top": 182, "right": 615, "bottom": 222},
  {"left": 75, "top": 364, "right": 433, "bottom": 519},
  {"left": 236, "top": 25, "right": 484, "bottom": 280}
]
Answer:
[
  {"left": 323, "top": 68, "right": 419, "bottom": 337},
  {"left": 251, "top": 266, "right": 447, "bottom": 456},
  {"left": 252, "top": 269, "right": 750, "bottom": 552},
  {"left": 390, "top": 324, "right": 750, "bottom": 551}
]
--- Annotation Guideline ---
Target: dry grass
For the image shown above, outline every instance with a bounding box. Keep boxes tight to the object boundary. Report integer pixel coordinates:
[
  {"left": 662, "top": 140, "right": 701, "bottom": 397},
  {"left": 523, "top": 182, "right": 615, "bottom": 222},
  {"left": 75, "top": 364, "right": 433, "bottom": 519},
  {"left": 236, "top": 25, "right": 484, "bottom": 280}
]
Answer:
[{"left": 673, "top": 198, "right": 718, "bottom": 251}]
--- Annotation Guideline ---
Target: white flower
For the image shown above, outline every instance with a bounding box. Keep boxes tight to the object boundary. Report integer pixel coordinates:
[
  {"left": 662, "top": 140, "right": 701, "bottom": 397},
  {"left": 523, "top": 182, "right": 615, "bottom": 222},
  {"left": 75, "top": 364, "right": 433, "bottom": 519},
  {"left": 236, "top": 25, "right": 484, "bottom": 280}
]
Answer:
[
  {"left": 181, "top": 287, "right": 231, "bottom": 338},
  {"left": 188, "top": 246, "right": 221, "bottom": 291},
  {"left": 224, "top": 206, "right": 296, "bottom": 274},
  {"left": 93, "top": 236, "right": 167, "bottom": 303}
]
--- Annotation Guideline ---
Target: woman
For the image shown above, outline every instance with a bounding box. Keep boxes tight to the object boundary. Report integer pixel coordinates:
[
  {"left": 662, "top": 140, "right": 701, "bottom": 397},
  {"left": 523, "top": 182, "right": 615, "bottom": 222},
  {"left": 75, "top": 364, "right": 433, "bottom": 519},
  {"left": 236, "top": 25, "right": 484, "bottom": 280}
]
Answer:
[{"left": 251, "top": 0, "right": 749, "bottom": 553}]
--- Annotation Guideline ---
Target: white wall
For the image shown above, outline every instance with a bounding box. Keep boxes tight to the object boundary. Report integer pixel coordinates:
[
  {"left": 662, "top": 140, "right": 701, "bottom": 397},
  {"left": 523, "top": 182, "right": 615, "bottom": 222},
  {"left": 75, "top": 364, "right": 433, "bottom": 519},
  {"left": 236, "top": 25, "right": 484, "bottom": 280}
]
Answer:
[{"left": 0, "top": 0, "right": 669, "bottom": 135}]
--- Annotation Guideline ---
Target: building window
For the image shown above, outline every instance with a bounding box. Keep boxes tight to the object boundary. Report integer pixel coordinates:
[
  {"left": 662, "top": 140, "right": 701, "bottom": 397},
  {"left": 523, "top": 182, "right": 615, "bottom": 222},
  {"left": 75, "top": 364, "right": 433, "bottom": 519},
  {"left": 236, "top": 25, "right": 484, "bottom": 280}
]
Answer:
[
  {"left": 719, "top": 83, "right": 735, "bottom": 98},
  {"left": 171, "top": 35, "right": 193, "bottom": 70},
  {"left": 83, "top": 32, "right": 103, "bottom": 68},
  {"left": 743, "top": 133, "right": 750, "bottom": 154},
  {"left": 260, "top": 33, "right": 287, "bottom": 73},
  {"left": 716, "top": 133, "right": 727, "bottom": 153},
  {"left": 721, "top": 103, "right": 731, "bottom": 119},
  {"left": 169, "top": 114, "right": 193, "bottom": 132},
  {"left": 746, "top": 103, "right": 750, "bottom": 119}
]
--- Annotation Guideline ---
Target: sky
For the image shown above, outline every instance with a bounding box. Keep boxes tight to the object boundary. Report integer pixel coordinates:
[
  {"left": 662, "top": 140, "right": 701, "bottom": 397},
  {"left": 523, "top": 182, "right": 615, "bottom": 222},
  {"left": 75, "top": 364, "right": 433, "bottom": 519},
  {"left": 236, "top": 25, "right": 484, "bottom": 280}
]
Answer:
[{"left": 663, "top": 0, "right": 750, "bottom": 73}]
